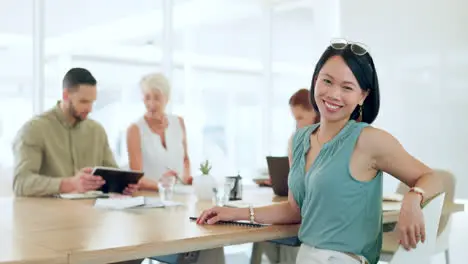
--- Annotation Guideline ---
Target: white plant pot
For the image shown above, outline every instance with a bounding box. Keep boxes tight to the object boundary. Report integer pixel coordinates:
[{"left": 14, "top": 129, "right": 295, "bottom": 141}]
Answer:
[{"left": 193, "top": 174, "right": 216, "bottom": 201}]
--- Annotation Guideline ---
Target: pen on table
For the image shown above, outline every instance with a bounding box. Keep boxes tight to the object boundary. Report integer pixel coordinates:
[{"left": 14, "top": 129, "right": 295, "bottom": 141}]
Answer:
[{"left": 166, "top": 166, "right": 187, "bottom": 185}]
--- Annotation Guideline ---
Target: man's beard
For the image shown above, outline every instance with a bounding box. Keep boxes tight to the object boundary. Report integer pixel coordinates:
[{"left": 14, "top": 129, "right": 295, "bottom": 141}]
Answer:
[{"left": 69, "top": 102, "right": 85, "bottom": 122}]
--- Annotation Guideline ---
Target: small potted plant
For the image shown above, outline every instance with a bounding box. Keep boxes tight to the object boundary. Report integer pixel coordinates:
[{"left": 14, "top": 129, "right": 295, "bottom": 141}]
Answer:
[{"left": 193, "top": 160, "right": 216, "bottom": 201}]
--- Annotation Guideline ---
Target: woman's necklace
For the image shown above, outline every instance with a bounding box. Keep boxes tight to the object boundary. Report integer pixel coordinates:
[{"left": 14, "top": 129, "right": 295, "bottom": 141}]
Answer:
[
  {"left": 316, "top": 128, "right": 323, "bottom": 147},
  {"left": 145, "top": 115, "right": 168, "bottom": 132}
]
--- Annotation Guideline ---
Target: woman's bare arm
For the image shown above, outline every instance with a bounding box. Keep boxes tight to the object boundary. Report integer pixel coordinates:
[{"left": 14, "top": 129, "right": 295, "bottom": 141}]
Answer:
[
  {"left": 248, "top": 137, "right": 301, "bottom": 224},
  {"left": 197, "top": 134, "right": 301, "bottom": 225},
  {"left": 237, "top": 192, "right": 301, "bottom": 224},
  {"left": 362, "top": 127, "right": 441, "bottom": 201},
  {"left": 361, "top": 126, "right": 442, "bottom": 250},
  {"left": 197, "top": 192, "right": 301, "bottom": 225},
  {"left": 178, "top": 117, "right": 192, "bottom": 184},
  {"left": 127, "top": 124, "right": 142, "bottom": 171}
]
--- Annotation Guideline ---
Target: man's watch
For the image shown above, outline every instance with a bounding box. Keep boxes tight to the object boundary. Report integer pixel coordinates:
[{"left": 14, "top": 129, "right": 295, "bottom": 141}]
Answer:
[{"left": 409, "top": 187, "right": 425, "bottom": 205}]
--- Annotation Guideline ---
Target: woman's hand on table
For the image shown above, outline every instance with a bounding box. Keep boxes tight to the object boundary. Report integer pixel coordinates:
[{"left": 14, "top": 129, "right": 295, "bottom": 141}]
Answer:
[{"left": 196, "top": 206, "right": 246, "bottom": 225}]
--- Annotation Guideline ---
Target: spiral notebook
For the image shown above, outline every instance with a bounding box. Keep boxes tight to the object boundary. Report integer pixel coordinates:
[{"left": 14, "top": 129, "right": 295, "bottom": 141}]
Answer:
[{"left": 189, "top": 217, "right": 268, "bottom": 227}]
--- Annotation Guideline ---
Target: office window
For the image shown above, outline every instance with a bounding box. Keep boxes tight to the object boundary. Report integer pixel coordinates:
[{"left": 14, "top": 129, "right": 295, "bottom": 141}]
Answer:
[
  {"left": 44, "top": 0, "right": 162, "bottom": 165},
  {"left": 270, "top": 74, "right": 310, "bottom": 156},
  {"left": 172, "top": 1, "right": 265, "bottom": 179},
  {"left": 269, "top": 5, "right": 316, "bottom": 157},
  {"left": 184, "top": 70, "right": 263, "bottom": 179},
  {"left": 0, "top": 1, "right": 33, "bottom": 168}
]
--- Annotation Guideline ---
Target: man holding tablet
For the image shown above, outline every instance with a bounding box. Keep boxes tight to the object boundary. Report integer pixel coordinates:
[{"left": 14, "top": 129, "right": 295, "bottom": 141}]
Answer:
[{"left": 12, "top": 68, "right": 139, "bottom": 197}]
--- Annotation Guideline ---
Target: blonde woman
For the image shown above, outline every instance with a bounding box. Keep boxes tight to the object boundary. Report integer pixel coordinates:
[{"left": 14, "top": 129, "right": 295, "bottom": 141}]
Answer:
[
  {"left": 127, "top": 73, "right": 225, "bottom": 263},
  {"left": 127, "top": 73, "right": 192, "bottom": 190}
]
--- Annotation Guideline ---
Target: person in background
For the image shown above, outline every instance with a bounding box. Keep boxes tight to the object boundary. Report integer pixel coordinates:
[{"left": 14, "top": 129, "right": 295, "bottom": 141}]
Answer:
[
  {"left": 127, "top": 72, "right": 192, "bottom": 190},
  {"left": 12, "top": 67, "right": 143, "bottom": 264},
  {"left": 197, "top": 39, "right": 442, "bottom": 264},
  {"left": 288, "top": 88, "right": 320, "bottom": 163},
  {"left": 126, "top": 74, "right": 226, "bottom": 264},
  {"left": 12, "top": 67, "right": 138, "bottom": 198},
  {"left": 260, "top": 88, "right": 320, "bottom": 188},
  {"left": 289, "top": 88, "right": 320, "bottom": 129},
  {"left": 254, "top": 89, "right": 321, "bottom": 263}
]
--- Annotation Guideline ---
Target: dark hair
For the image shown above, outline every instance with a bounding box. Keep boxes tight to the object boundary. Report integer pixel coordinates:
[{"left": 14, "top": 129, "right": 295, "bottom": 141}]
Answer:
[
  {"left": 310, "top": 45, "right": 380, "bottom": 124},
  {"left": 62, "top": 68, "right": 97, "bottom": 91}
]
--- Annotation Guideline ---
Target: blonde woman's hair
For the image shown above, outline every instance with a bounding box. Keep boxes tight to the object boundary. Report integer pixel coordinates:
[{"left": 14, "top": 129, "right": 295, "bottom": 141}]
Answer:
[{"left": 140, "top": 73, "right": 171, "bottom": 100}]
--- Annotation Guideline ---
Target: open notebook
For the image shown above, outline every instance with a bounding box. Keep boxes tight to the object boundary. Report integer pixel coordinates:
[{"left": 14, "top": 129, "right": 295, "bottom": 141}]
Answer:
[{"left": 189, "top": 217, "right": 269, "bottom": 227}]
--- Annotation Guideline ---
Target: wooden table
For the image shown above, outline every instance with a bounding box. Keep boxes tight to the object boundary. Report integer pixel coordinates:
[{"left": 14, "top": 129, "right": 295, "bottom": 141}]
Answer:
[
  {"left": 0, "top": 186, "right": 464, "bottom": 264},
  {"left": 0, "top": 228, "right": 67, "bottom": 264},
  {"left": 0, "top": 188, "right": 298, "bottom": 264}
]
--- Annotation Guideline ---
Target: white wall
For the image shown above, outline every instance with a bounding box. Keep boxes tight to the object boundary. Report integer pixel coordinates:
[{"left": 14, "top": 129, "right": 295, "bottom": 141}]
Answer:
[{"left": 340, "top": 0, "right": 468, "bottom": 197}]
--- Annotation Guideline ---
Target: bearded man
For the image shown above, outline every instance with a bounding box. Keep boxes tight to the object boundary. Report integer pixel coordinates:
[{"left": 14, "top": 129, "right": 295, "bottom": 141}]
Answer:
[{"left": 12, "top": 67, "right": 138, "bottom": 197}]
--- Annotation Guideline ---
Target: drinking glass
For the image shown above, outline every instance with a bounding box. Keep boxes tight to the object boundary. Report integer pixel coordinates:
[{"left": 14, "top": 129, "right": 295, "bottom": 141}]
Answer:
[
  {"left": 158, "top": 175, "right": 176, "bottom": 202},
  {"left": 212, "top": 180, "right": 234, "bottom": 206}
]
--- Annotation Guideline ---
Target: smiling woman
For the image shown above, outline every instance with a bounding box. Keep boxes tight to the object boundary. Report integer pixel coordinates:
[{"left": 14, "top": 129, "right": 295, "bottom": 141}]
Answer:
[
  {"left": 310, "top": 40, "right": 379, "bottom": 124},
  {"left": 196, "top": 39, "right": 442, "bottom": 264}
]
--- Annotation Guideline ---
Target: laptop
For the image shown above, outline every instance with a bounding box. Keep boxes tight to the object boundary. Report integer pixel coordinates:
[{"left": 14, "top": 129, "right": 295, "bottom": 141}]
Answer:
[{"left": 266, "top": 156, "right": 290, "bottom": 197}]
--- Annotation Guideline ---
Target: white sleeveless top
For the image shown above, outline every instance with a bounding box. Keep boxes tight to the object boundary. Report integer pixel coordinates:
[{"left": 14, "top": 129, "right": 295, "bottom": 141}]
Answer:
[{"left": 135, "top": 114, "right": 185, "bottom": 181}]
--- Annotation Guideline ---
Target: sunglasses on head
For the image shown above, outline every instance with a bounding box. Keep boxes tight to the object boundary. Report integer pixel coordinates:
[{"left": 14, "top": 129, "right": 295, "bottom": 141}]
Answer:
[{"left": 330, "top": 38, "right": 369, "bottom": 56}]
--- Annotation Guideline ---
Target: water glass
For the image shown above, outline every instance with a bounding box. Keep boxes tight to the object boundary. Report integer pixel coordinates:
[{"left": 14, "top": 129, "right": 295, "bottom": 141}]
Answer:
[
  {"left": 212, "top": 181, "right": 233, "bottom": 206},
  {"left": 158, "top": 175, "right": 176, "bottom": 202}
]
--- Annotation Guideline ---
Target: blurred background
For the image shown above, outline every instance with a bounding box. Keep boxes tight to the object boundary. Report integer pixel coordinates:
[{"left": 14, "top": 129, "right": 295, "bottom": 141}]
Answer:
[{"left": 0, "top": 0, "right": 467, "bottom": 199}]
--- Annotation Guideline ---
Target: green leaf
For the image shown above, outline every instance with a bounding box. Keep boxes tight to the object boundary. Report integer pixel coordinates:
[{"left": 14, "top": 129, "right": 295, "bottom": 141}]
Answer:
[{"left": 199, "top": 160, "right": 212, "bottom": 175}]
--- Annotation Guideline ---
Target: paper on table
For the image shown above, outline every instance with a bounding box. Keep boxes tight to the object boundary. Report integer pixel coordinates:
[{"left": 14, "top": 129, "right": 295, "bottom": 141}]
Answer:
[
  {"left": 94, "top": 196, "right": 184, "bottom": 210},
  {"left": 57, "top": 191, "right": 110, "bottom": 200},
  {"left": 141, "top": 197, "right": 184, "bottom": 208},
  {"left": 383, "top": 201, "right": 402, "bottom": 211},
  {"left": 94, "top": 196, "right": 145, "bottom": 210}
]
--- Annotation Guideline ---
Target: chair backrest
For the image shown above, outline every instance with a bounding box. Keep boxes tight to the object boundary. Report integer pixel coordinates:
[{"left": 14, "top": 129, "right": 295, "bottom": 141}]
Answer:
[
  {"left": 389, "top": 192, "right": 445, "bottom": 264},
  {"left": 396, "top": 169, "right": 455, "bottom": 235}
]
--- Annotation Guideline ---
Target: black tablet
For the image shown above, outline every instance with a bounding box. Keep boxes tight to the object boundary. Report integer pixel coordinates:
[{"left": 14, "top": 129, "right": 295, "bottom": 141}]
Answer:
[{"left": 92, "top": 166, "right": 144, "bottom": 194}]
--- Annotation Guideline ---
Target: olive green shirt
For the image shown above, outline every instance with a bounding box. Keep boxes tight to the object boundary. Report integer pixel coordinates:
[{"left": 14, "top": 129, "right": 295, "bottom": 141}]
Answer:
[{"left": 12, "top": 103, "right": 118, "bottom": 197}]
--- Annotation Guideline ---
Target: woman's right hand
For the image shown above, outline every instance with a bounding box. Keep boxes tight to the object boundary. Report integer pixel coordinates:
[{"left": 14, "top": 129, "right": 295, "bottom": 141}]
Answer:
[
  {"left": 163, "top": 170, "right": 178, "bottom": 177},
  {"left": 196, "top": 206, "right": 245, "bottom": 225}
]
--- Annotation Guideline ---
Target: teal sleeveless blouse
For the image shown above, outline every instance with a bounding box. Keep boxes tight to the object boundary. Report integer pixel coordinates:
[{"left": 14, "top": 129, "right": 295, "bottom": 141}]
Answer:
[{"left": 288, "top": 120, "right": 383, "bottom": 264}]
